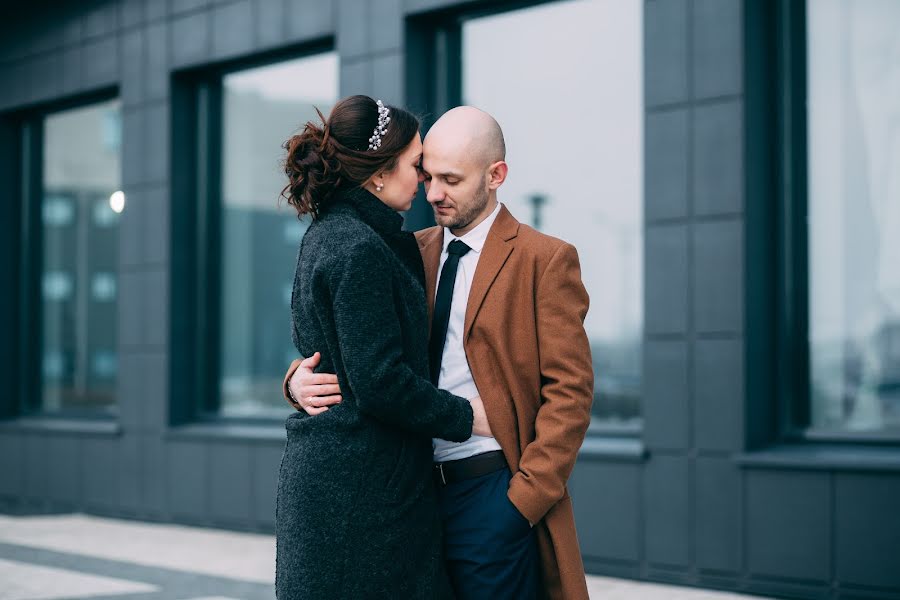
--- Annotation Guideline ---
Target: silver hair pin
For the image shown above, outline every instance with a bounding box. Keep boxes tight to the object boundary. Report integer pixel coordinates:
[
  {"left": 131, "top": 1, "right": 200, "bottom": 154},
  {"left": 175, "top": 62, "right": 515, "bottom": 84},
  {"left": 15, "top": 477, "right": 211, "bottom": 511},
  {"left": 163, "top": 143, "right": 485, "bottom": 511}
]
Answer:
[{"left": 367, "top": 99, "right": 391, "bottom": 151}]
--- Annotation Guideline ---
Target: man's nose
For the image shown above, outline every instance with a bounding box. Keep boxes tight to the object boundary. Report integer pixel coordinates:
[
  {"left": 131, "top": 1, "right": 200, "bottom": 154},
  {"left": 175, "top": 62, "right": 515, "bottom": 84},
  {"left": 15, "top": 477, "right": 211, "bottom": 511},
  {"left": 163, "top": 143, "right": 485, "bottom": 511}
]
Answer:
[{"left": 426, "top": 181, "right": 443, "bottom": 204}]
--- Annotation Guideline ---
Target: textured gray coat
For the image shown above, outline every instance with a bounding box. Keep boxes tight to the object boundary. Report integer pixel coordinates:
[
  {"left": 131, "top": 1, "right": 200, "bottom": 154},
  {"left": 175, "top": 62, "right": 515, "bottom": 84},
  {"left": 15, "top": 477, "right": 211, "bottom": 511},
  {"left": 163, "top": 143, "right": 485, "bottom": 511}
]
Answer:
[{"left": 275, "top": 186, "right": 474, "bottom": 599}]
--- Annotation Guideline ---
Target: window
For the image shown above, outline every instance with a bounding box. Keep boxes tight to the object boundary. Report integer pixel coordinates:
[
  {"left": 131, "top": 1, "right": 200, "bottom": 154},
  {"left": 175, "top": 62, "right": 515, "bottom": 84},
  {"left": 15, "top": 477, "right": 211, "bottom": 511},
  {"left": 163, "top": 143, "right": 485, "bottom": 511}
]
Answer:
[
  {"left": 806, "top": 0, "right": 900, "bottom": 436},
  {"left": 28, "top": 98, "right": 122, "bottom": 415},
  {"left": 173, "top": 50, "right": 339, "bottom": 421},
  {"left": 219, "top": 53, "right": 338, "bottom": 418},
  {"left": 459, "top": 0, "right": 643, "bottom": 428}
]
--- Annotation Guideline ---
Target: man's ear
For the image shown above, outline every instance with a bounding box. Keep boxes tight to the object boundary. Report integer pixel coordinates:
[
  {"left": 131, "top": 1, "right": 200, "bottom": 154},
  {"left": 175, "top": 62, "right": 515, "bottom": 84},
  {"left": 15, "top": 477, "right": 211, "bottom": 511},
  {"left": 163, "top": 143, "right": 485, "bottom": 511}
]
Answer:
[{"left": 487, "top": 161, "right": 508, "bottom": 190}]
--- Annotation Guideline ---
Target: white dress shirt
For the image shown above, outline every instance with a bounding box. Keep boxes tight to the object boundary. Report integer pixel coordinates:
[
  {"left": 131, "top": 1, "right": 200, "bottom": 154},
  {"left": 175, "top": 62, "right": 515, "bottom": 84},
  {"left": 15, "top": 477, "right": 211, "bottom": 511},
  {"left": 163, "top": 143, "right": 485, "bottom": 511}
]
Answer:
[{"left": 433, "top": 202, "right": 504, "bottom": 463}]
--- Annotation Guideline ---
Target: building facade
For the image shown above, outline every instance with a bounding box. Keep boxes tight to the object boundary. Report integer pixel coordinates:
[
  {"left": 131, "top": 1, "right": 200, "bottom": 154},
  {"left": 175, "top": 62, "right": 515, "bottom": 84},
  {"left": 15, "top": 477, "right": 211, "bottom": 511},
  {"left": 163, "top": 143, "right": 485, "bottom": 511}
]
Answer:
[{"left": 1, "top": 1, "right": 898, "bottom": 598}]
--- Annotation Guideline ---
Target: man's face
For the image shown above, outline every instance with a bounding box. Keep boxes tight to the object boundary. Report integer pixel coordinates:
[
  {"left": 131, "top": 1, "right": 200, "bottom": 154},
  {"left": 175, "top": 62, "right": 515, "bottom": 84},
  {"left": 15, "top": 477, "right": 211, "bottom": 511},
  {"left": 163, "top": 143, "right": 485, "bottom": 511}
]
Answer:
[{"left": 421, "top": 136, "right": 490, "bottom": 231}]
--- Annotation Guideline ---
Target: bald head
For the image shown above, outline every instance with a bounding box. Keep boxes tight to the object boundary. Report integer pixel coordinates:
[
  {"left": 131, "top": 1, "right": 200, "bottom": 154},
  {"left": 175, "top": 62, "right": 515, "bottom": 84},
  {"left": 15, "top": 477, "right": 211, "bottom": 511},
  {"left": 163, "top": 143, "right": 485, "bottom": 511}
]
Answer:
[{"left": 425, "top": 106, "right": 506, "bottom": 167}]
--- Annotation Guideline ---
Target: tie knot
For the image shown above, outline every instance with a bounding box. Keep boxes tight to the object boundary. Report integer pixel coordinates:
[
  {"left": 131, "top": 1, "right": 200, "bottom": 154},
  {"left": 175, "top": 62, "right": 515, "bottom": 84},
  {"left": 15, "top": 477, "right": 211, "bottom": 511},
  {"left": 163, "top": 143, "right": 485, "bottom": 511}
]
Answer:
[{"left": 447, "top": 240, "right": 472, "bottom": 257}]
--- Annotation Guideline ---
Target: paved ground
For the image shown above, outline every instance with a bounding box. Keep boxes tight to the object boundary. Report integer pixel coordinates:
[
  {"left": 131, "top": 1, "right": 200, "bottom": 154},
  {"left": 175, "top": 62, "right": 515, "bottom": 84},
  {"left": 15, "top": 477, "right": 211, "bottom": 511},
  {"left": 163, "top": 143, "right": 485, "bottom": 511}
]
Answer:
[{"left": 0, "top": 513, "right": 770, "bottom": 599}]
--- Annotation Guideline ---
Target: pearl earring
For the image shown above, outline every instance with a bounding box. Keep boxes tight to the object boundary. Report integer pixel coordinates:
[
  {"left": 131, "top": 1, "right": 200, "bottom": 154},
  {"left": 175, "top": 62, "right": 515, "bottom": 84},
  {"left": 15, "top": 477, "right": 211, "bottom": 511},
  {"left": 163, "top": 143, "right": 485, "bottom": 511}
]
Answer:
[{"left": 375, "top": 183, "right": 383, "bottom": 192}]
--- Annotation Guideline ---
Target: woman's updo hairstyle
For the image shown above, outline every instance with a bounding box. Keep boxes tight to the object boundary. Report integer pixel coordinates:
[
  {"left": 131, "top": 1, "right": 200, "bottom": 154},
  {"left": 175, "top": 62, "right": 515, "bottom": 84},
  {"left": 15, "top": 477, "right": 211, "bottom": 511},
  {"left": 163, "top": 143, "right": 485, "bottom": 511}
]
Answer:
[{"left": 282, "top": 95, "right": 420, "bottom": 218}]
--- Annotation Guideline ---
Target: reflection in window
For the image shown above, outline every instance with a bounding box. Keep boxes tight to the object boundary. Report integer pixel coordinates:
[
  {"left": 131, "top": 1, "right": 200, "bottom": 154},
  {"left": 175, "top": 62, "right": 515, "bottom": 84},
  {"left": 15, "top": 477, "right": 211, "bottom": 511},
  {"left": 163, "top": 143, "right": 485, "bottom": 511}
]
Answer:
[
  {"left": 808, "top": 0, "right": 900, "bottom": 435},
  {"left": 219, "top": 52, "right": 339, "bottom": 417},
  {"left": 42, "top": 98, "right": 122, "bottom": 413},
  {"left": 462, "top": 0, "right": 643, "bottom": 426}
]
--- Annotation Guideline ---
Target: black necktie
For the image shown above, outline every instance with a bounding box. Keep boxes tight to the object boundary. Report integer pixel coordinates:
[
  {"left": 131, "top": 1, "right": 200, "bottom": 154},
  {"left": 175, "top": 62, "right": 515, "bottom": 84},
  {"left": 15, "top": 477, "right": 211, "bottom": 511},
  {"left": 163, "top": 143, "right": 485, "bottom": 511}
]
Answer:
[{"left": 429, "top": 240, "right": 472, "bottom": 385}]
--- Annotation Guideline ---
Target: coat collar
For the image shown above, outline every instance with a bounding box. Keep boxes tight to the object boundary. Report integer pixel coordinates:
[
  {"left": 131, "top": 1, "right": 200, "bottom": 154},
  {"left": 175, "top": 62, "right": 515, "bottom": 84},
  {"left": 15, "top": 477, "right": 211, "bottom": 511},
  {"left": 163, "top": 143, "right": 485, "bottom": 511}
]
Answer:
[
  {"left": 418, "top": 204, "right": 520, "bottom": 340},
  {"left": 331, "top": 185, "right": 404, "bottom": 236}
]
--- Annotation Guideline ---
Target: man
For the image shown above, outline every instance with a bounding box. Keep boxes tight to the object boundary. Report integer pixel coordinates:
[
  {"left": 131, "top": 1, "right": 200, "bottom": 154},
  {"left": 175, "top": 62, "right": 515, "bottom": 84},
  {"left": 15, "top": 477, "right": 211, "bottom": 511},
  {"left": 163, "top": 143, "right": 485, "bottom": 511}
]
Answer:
[{"left": 283, "top": 106, "right": 593, "bottom": 599}]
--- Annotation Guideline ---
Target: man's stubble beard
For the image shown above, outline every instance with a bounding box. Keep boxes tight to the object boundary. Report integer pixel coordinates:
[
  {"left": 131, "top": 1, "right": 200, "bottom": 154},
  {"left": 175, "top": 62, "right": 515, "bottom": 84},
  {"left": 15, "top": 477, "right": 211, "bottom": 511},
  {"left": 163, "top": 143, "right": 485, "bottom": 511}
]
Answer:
[{"left": 440, "top": 177, "right": 490, "bottom": 230}]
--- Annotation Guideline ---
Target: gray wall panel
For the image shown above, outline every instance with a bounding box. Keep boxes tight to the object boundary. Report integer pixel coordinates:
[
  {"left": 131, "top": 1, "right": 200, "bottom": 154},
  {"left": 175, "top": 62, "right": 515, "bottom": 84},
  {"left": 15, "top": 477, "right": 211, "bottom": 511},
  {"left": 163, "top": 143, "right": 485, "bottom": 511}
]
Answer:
[
  {"left": 286, "top": 0, "right": 335, "bottom": 41},
  {"left": 142, "top": 352, "right": 169, "bottom": 431},
  {"left": 211, "top": 0, "right": 255, "bottom": 61},
  {"left": 340, "top": 57, "right": 374, "bottom": 97},
  {"left": 141, "top": 432, "right": 168, "bottom": 515},
  {"left": 145, "top": 22, "right": 169, "bottom": 101},
  {"left": 574, "top": 461, "right": 640, "bottom": 562},
  {"left": 25, "top": 435, "right": 49, "bottom": 502},
  {"left": 144, "top": 184, "right": 170, "bottom": 265},
  {"left": 337, "top": 0, "right": 370, "bottom": 59},
  {"left": 695, "top": 456, "right": 740, "bottom": 572},
  {"left": 0, "top": 434, "right": 24, "bottom": 497},
  {"left": 45, "top": 436, "right": 81, "bottom": 507},
  {"left": 645, "top": 223, "right": 689, "bottom": 335},
  {"left": 642, "top": 339, "right": 690, "bottom": 450},
  {"left": 83, "top": 438, "right": 120, "bottom": 510},
  {"left": 256, "top": 0, "right": 288, "bottom": 48},
  {"left": 692, "top": 220, "right": 743, "bottom": 334},
  {"left": 692, "top": 100, "right": 744, "bottom": 216},
  {"left": 372, "top": 51, "right": 404, "bottom": 105},
  {"left": 645, "top": 0, "right": 688, "bottom": 107},
  {"left": 168, "top": 441, "right": 209, "bottom": 520},
  {"left": 83, "top": 2, "right": 121, "bottom": 40},
  {"left": 371, "top": 0, "right": 404, "bottom": 53},
  {"left": 694, "top": 337, "right": 743, "bottom": 452},
  {"left": 210, "top": 443, "right": 253, "bottom": 523},
  {"left": 644, "top": 454, "right": 690, "bottom": 567},
  {"left": 691, "top": 0, "right": 742, "bottom": 99},
  {"left": 645, "top": 108, "right": 689, "bottom": 221},
  {"left": 746, "top": 470, "right": 830, "bottom": 581},
  {"left": 82, "top": 35, "right": 120, "bottom": 89},
  {"left": 119, "top": 434, "right": 143, "bottom": 513},
  {"left": 171, "top": 11, "right": 210, "bottom": 68},
  {"left": 253, "top": 444, "right": 283, "bottom": 526},
  {"left": 835, "top": 474, "right": 900, "bottom": 589},
  {"left": 120, "top": 0, "right": 147, "bottom": 29}
]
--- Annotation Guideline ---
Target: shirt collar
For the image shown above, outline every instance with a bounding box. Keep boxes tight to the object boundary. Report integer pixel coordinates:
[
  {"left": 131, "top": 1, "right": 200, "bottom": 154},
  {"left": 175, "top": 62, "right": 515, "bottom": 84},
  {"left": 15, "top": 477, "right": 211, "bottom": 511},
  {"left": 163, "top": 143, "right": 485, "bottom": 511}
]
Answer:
[{"left": 442, "top": 201, "right": 503, "bottom": 255}]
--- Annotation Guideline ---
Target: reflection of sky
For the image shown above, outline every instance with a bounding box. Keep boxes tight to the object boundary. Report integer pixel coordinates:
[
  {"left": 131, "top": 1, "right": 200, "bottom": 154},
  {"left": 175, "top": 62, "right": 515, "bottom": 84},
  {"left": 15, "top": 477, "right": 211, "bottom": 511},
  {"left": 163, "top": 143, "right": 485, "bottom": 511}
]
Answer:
[
  {"left": 224, "top": 53, "right": 339, "bottom": 103},
  {"left": 44, "top": 99, "right": 121, "bottom": 191},
  {"left": 222, "top": 52, "right": 339, "bottom": 211},
  {"left": 462, "top": 0, "right": 643, "bottom": 343},
  {"left": 807, "top": 0, "right": 900, "bottom": 432}
]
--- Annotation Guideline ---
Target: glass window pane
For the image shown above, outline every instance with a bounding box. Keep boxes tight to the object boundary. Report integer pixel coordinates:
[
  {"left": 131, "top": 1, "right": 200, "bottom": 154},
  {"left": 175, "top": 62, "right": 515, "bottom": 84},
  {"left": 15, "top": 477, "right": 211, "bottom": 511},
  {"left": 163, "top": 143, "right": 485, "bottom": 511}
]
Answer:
[
  {"left": 41, "top": 98, "right": 122, "bottom": 414},
  {"left": 807, "top": 0, "right": 900, "bottom": 435},
  {"left": 219, "top": 52, "right": 339, "bottom": 417},
  {"left": 462, "top": 0, "right": 643, "bottom": 426}
]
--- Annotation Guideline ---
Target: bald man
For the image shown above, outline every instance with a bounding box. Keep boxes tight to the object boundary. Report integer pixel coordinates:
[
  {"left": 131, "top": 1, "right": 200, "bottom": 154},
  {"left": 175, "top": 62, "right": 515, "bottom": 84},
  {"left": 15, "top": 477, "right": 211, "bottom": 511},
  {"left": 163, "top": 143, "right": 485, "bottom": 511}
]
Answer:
[{"left": 285, "top": 107, "right": 593, "bottom": 600}]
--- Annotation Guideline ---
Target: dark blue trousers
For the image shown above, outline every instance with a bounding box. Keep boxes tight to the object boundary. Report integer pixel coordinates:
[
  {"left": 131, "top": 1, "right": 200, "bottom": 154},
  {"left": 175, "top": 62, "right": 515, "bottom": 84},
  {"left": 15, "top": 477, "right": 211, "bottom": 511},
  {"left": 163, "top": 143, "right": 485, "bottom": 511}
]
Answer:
[{"left": 438, "top": 467, "right": 540, "bottom": 600}]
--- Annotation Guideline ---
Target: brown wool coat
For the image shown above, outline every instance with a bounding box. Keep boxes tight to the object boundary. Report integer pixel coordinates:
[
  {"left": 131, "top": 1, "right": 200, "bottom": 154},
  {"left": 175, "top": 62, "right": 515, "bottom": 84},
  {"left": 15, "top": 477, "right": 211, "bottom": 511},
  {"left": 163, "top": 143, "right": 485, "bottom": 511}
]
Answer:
[
  {"left": 285, "top": 204, "right": 594, "bottom": 599},
  {"left": 417, "top": 205, "right": 593, "bottom": 600}
]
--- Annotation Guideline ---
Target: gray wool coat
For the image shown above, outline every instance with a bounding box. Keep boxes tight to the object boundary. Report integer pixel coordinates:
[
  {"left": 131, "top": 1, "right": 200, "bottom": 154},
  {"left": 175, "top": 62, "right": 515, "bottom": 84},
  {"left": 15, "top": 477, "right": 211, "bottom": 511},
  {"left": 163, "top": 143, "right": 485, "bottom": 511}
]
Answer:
[{"left": 275, "top": 186, "right": 474, "bottom": 599}]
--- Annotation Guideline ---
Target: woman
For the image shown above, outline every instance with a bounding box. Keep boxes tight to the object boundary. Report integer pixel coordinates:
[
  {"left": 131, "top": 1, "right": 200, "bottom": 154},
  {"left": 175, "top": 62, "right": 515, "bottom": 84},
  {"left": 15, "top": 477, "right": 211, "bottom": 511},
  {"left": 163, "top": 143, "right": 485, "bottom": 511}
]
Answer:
[{"left": 275, "top": 95, "right": 491, "bottom": 599}]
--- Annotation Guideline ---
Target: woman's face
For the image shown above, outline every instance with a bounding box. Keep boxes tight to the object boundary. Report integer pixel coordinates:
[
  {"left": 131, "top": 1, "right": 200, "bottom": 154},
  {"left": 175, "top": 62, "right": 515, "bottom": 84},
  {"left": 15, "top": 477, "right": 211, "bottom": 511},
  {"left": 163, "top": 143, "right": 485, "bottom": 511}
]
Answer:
[{"left": 371, "top": 132, "right": 425, "bottom": 212}]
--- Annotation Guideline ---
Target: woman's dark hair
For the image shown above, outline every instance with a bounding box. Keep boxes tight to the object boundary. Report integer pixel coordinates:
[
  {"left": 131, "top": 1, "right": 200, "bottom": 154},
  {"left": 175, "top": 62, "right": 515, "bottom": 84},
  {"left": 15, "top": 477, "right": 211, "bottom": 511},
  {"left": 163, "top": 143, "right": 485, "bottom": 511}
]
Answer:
[{"left": 281, "top": 95, "right": 420, "bottom": 218}]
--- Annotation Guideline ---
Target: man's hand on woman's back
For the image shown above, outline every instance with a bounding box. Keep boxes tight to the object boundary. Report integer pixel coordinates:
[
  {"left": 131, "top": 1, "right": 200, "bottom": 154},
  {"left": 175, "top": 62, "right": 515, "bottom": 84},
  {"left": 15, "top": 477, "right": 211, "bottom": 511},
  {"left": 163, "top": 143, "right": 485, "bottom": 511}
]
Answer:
[{"left": 286, "top": 352, "right": 344, "bottom": 415}]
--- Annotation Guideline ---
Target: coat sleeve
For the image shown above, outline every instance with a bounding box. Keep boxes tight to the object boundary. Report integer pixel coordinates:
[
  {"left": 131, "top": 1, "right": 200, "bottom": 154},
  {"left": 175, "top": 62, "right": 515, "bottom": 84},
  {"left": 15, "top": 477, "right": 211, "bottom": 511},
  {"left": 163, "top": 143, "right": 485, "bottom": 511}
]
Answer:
[
  {"left": 323, "top": 241, "right": 474, "bottom": 441},
  {"left": 507, "top": 243, "right": 594, "bottom": 524}
]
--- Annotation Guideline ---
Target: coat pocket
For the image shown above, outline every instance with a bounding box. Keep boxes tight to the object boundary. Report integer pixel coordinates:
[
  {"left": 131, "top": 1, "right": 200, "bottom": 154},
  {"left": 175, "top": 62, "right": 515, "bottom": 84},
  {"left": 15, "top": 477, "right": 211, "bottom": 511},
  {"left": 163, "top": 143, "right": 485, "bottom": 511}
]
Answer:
[{"left": 383, "top": 438, "right": 409, "bottom": 499}]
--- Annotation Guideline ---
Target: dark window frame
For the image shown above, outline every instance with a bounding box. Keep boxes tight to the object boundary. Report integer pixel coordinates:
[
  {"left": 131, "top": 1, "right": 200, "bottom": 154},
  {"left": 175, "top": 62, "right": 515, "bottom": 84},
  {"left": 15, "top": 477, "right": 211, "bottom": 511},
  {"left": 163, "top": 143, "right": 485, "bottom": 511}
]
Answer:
[
  {"left": 746, "top": 0, "right": 900, "bottom": 447},
  {"left": 406, "top": 0, "right": 644, "bottom": 440},
  {"left": 0, "top": 88, "right": 121, "bottom": 422},
  {"left": 170, "top": 40, "right": 335, "bottom": 427}
]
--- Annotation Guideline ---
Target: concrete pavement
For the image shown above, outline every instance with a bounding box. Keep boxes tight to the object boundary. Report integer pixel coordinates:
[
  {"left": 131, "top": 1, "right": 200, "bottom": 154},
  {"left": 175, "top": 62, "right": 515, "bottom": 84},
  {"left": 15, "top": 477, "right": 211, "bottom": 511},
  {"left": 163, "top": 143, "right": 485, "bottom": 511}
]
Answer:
[{"left": 0, "top": 514, "right": 770, "bottom": 599}]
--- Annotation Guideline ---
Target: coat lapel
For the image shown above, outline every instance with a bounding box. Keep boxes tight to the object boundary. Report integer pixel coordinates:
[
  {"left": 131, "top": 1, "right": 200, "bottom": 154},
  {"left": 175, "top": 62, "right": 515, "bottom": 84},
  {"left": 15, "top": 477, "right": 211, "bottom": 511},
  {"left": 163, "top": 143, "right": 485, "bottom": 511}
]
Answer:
[
  {"left": 415, "top": 226, "right": 444, "bottom": 327},
  {"left": 464, "top": 205, "right": 519, "bottom": 343}
]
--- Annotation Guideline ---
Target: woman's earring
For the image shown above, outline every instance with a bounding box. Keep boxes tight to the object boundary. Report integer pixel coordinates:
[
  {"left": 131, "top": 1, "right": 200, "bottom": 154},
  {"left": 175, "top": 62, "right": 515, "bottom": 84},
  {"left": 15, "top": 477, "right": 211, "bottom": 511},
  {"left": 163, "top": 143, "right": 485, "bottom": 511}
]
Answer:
[{"left": 375, "top": 183, "right": 384, "bottom": 192}]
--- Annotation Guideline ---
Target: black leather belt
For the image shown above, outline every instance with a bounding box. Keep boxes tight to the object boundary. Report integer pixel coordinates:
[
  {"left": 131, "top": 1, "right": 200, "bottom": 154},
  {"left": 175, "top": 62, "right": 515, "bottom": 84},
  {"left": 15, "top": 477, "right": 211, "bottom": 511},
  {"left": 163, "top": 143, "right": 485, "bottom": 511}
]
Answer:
[{"left": 433, "top": 450, "right": 507, "bottom": 487}]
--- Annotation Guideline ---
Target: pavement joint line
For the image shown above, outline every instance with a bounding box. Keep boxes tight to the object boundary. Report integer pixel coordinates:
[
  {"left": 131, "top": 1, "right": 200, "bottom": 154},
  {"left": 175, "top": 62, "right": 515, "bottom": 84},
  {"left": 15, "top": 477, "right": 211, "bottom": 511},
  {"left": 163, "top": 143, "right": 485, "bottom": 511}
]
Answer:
[{"left": 0, "top": 542, "right": 274, "bottom": 600}]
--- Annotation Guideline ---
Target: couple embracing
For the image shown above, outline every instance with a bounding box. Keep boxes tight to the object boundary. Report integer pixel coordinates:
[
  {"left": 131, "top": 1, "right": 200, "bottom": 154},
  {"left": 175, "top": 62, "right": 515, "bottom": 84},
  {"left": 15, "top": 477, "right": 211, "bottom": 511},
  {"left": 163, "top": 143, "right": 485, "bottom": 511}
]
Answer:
[{"left": 276, "top": 95, "right": 593, "bottom": 599}]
